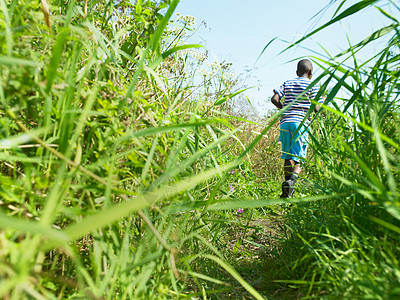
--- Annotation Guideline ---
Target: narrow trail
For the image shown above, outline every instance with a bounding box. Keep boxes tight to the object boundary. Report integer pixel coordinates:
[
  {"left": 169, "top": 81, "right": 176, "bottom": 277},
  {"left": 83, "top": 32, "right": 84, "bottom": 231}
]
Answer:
[{"left": 221, "top": 210, "right": 304, "bottom": 299}]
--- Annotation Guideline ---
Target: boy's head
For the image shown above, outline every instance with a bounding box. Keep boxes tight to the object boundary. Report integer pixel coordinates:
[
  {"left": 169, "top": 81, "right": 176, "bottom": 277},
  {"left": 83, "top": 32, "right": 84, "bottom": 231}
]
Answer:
[{"left": 296, "top": 59, "right": 313, "bottom": 79}]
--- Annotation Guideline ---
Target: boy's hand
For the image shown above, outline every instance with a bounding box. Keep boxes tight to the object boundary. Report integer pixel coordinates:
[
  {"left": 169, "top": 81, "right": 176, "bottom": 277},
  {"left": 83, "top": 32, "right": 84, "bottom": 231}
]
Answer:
[
  {"left": 314, "top": 96, "right": 326, "bottom": 113},
  {"left": 271, "top": 92, "right": 283, "bottom": 109}
]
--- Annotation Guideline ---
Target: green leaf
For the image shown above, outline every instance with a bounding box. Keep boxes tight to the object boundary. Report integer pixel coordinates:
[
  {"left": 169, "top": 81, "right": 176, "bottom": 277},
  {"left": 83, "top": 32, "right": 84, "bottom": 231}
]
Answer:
[
  {"left": 369, "top": 216, "right": 400, "bottom": 234},
  {"left": 256, "top": 36, "right": 278, "bottom": 64},
  {"left": 43, "top": 161, "right": 238, "bottom": 250},
  {"left": 0, "top": 0, "right": 13, "bottom": 56},
  {"left": 46, "top": 28, "right": 69, "bottom": 93},
  {"left": 284, "top": 0, "right": 380, "bottom": 52},
  {"left": 149, "top": 44, "right": 203, "bottom": 69},
  {"left": 150, "top": 0, "right": 179, "bottom": 53},
  {"left": 0, "top": 56, "right": 39, "bottom": 67},
  {"left": 202, "top": 254, "right": 266, "bottom": 300},
  {"left": 0, "top": 212, "right": 69, "bottom": 244},
  {"left": 335, "top": 24, "right": 397, "bottom": 58},
  {"left": 214, "top": 87, "right": 253, "bottom": 106}
]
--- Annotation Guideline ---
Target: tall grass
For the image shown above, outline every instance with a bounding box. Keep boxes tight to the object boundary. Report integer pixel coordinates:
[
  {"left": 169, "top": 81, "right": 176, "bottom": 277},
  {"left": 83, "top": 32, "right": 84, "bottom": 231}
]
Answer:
[
  {"left": 1, "top": 0, "right": 399, "bottom": 299},
  {"left": 275, "top": 1, "right": 400, "bottom": 298},
  {"left": 0, "top": 0, "right": 268, "bottom": 299}
]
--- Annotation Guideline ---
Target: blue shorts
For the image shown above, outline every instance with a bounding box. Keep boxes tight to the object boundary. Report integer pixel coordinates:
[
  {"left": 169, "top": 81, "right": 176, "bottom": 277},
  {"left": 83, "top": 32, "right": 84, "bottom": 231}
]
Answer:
[{"left": 279, "top": 122, "right": 309, "bottom": 162}]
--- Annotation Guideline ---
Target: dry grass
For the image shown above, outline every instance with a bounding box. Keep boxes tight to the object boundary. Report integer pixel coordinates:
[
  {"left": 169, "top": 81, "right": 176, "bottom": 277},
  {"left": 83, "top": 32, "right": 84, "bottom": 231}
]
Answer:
[{"left": 228, "top": 119, "right": 282, "bottom": 181}]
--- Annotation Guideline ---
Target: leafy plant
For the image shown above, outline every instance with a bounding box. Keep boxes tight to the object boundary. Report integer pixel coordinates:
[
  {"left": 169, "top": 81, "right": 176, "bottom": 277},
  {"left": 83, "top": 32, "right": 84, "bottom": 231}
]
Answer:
[
  {"left": 275, "top": 1, "right": 400, "bottom": 298},
  {"left": 0, "top": 0, "right": 265, "bottom": 299}
]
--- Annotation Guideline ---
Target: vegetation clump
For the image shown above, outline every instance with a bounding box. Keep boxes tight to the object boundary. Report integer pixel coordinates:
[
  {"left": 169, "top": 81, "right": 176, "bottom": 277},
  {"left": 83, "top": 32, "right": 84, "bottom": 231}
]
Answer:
[{"left": 0, "top": 0, "right": 399, "bottom": 299}]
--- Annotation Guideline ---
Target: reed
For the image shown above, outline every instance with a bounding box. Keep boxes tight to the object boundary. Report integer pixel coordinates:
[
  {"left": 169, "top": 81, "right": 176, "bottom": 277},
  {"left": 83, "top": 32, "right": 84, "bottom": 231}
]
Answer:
[
  {"left": 0, "top": 0, "right": 265, "bottom": 298},
  {"left": 276, "top": 1, "right": 400, "bottom": 297},
  {"left": 0, "top": 0, "right": 399, "bottom": 299}
]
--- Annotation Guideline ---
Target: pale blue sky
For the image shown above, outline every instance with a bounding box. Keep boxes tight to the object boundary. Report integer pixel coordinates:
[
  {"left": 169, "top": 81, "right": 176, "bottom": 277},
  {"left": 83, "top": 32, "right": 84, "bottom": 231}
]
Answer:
[{"left": 174, "top": 0, "right": 398, "bottom": 115}]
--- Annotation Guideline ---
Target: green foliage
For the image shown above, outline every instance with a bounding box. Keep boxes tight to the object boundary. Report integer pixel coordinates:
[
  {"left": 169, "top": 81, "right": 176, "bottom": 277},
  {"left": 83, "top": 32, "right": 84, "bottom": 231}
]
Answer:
[
  {"left": 1, "top": 0, "right": 400, "bottom": 299},
  {"left": 0, "top": 0, "right": 262, "bottom": 299},
  {"left": 275, "top": 1, "right": 400, "bottom": 298}
]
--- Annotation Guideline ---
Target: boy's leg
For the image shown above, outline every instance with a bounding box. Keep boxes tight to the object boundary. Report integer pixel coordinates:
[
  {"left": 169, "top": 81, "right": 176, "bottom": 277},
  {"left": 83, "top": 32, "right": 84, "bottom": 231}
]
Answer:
[
  {"left": 280, "top": 178, "right": 295, "bottom": 198},
  {"left": 279, "top": 122, "right": 305, "bottom": 198},
  {"left": 292, "top": 161, "right": 301, "bottom": 178},
  {"left": 286, "top": 123, "right": 308, "bottom": 196},
  {"left": 283, "top": 159, "right": 294, "bottom": 180},
  {"left": 281, "top": 162, "right": 301, "bottom": 198},
  {"left": 281, "top": 159, "right": 303, "bottom": 198},
  {"left": 290, "top": 161, "right": 301, "bottom": 189},
  {"left": 284, "top": 159, "right": 302, "bottom": 178},
  {"left": 281, "top": 159, "right": 297, "bottom": 198}
]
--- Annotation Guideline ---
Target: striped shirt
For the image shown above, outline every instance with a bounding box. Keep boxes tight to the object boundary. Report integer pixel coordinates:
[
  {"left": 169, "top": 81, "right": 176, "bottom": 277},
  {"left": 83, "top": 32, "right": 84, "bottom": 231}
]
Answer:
[{"left": 274, "top": 77, "right": 320, "bottom": 124}]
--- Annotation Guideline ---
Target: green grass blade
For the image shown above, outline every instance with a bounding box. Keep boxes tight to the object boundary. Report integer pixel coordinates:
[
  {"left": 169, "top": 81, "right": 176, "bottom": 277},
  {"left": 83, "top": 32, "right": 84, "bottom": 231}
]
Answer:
[
  {"left": 283, "top": 0, "right": 380, "bottom": 52},
  {"left": 0, "top": 0, "right": 13, "bottom": 56},
  {"left": 0, "top": 212, "right": 69, "bottom": 244},
  {"left": 214, "top": 87, "right": 253, "bottom": 106},
  {"left": 151, "top": 0, "right": 179, "bottom": 53},
  {"left": 45, "top": 28, "right": 70, "bottom": 93},
  {"left": 369, "top": 216, "right": 400, "bottom": 234},
  {"left": 0, "top": 56, "right": 39, "bottom": 67},
  {"left": 334, "top": 24, "right": 397, "bottom": 58},
  {"left": 202, "top": 254, "right": 266, "bottom": 300},
  {"left": 43, "top": 161, "right": 237, "bottom": 249},
  {"left": 149, "top": 44, "right": 203, "bottom": 69}
]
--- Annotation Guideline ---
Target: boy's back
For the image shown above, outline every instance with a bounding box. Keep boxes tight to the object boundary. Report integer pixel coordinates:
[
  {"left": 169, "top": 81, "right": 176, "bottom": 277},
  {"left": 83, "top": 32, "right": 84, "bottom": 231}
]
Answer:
[{"left": 274, "top": 76, "right": 319, "bottom": 124}]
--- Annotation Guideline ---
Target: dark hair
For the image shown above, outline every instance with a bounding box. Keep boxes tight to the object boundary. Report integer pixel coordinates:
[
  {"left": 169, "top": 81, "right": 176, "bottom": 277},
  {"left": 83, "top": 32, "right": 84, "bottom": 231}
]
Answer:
[{"left": 297, "top": 59, "right": 313, "bottom": 75}]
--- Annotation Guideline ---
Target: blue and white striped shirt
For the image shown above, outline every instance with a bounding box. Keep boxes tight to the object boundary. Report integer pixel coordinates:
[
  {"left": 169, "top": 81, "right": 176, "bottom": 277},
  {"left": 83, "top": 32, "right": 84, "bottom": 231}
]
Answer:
[{"left": 274, "top": 77, "right": 321, "bottom": 124}]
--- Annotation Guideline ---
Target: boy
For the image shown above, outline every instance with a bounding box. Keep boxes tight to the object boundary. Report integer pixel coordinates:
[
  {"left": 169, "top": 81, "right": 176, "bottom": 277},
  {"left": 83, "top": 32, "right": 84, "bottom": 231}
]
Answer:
[{"left": 271, "top": 59, "right": 322, "bottom": 198}]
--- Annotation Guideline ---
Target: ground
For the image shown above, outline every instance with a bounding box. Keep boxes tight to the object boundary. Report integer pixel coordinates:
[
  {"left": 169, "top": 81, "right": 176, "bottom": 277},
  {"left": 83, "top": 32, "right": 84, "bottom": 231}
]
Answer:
[{"left": 213, "top": 207, "right": 307, "bottom": 299}]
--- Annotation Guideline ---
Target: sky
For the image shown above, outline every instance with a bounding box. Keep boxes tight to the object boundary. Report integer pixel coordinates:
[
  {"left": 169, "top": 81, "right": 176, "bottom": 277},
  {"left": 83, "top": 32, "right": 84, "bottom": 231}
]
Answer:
[{"left": 173, "top": 0, "right": 398, "bottom": 116}]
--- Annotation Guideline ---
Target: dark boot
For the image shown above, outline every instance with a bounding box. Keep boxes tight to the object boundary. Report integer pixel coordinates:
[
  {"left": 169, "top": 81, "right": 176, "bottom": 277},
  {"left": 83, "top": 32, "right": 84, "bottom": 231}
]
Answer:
[{"left": 280, "top": 179, "right": 295, "bottom": 198}]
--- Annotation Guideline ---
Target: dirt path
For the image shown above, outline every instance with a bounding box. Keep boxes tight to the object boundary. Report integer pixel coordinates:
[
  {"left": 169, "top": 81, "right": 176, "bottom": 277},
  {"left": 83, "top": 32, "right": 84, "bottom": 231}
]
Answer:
[{"left": 221, "top": 212, "right": 304, "bottom": 299}]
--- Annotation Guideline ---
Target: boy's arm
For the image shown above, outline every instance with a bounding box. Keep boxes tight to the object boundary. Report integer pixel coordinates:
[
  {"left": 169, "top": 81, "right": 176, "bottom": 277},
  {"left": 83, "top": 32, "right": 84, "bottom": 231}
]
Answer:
[
  {"left": 314, "top": 96, "right": 326, "bottom": 113},
  {"left": 271, "top": 92, "right": 283, "bottom": 109}
]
